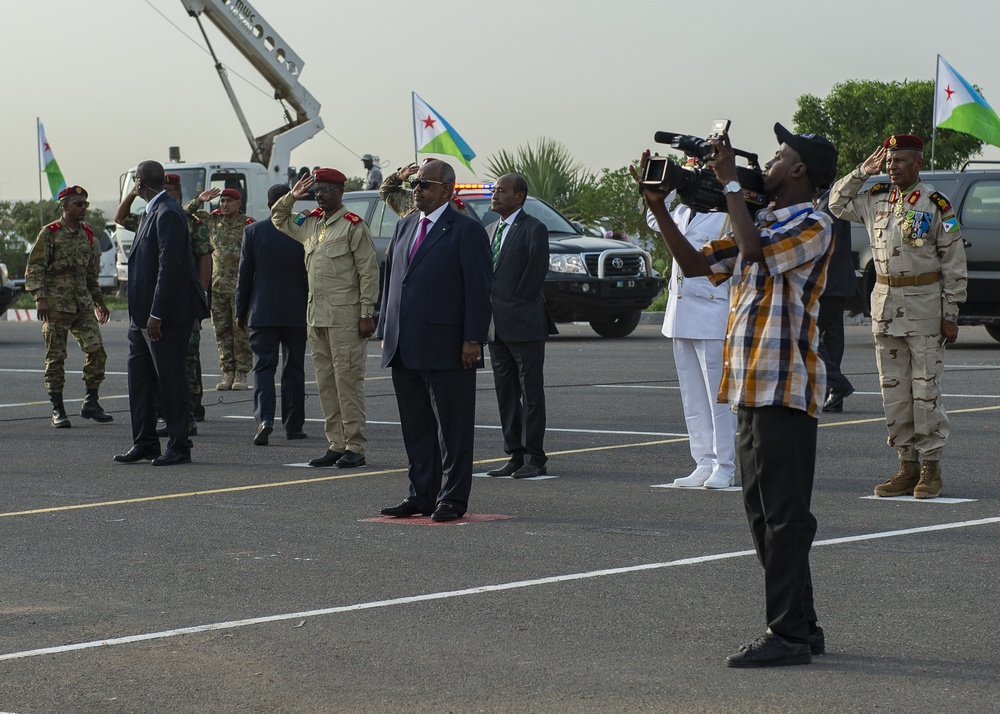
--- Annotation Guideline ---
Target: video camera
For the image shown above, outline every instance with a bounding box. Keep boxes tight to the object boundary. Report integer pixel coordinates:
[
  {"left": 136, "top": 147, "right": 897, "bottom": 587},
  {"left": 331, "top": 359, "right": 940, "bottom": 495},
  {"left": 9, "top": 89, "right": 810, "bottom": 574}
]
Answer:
[{"left": 640, "top": 119, "right": 769, "bottom": 215}]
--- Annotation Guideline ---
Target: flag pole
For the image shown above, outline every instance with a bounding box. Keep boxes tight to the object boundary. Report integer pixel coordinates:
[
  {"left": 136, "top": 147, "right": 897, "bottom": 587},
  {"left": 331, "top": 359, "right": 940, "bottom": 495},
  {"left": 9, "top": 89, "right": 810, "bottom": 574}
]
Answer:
[
  {"left": 411, "top": 92, "right": 419, "bottom": 166},
  {"left": 931, "top": 56, "right": 939, "bottom": 170},
  {"left": 36, "top": 117, "right": 45, "bottom": 230}
]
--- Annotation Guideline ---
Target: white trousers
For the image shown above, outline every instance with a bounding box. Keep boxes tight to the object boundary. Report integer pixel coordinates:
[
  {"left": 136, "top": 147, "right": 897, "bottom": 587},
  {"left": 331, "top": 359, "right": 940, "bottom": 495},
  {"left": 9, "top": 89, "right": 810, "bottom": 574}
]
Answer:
[{"left": 673, "top": 337, "right": 736, "bottom": 474}]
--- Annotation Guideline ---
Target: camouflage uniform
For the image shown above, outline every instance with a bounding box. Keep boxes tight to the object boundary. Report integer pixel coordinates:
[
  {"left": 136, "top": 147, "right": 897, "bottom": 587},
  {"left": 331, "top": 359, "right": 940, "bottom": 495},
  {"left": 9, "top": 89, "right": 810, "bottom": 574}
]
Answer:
[
  {"left": 378, "top": 172, "right": 468, "bottom": 218},
  {"left": 830, "top": 166, "right": 968, "bottom": 462},
  {"left": 271, "top": 192, "right": 380, "bottom": 455},
  {"left": 186, "top": 199, "right": 253, "bottom": 377},
  {"left": 121, "top": 211, "right": 213, "bottom": 410},
  {"left": 24, "top": 220, "right": 107, "bottom": 392}
]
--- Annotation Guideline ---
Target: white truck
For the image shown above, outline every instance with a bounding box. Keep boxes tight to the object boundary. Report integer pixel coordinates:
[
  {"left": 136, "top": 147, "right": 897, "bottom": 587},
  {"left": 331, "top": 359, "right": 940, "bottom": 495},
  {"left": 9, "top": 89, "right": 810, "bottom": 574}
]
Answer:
[{"left": 115, "top": 0, "right": 323, "bottom": 287}]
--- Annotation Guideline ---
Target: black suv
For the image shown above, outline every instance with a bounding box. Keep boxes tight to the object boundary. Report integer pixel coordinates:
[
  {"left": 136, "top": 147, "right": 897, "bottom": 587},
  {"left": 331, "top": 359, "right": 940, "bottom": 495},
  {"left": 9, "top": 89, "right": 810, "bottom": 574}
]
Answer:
[
  {"left": 849, "top": 167, "right": 1000, "bottom": 341},
  {"left": 340, "top": 190, "right": 665, "bottom": 337}
]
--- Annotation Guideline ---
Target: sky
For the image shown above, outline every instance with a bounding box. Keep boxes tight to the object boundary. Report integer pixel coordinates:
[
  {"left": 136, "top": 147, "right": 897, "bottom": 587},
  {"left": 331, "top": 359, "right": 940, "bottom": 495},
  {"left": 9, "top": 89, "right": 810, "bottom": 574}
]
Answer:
[{"left": 4, "top": 0, "right": 1000, "bottom": 204}]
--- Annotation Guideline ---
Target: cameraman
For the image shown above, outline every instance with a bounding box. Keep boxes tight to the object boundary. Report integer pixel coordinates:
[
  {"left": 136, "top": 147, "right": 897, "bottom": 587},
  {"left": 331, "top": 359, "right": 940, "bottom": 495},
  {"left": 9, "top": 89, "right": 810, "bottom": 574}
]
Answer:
[{"left": 637, "top": 124, "right": 838, "bottom": 668}]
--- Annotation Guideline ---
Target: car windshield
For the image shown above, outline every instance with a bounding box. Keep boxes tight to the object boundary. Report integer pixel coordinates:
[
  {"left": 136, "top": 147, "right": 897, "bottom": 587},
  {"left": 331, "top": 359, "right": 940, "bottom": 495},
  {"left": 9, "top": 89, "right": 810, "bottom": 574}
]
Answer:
[{"left": 461, "top": 196, "right": 579, "bottom": 235}]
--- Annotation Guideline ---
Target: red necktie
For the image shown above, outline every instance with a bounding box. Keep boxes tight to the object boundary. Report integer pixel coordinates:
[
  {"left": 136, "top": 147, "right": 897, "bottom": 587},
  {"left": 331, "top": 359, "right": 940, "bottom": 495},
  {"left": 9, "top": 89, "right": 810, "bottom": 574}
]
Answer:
[{"left": 408, "top": 217, "right": 431, "bottom": 262}]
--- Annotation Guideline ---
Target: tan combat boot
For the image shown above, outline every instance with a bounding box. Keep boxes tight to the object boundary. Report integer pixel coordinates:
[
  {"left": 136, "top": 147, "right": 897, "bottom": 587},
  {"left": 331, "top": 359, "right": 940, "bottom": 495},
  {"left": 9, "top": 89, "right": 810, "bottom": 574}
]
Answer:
[
  {"left": 231, "top": 372, "right": 249, "bottom": 390},
  {"left": 873, "top": 458, "right": 920, "bottom": 497},
  {"left": 216, "top": 372, "right": 235, "bottom": 391},
  {"left": 913, "top": 461, "right": 943, "bottom": 499}
]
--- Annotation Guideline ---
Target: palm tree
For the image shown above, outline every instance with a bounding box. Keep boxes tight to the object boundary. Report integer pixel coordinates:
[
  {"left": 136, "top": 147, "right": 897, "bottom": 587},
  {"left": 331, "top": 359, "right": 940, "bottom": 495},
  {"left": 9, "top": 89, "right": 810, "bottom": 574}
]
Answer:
[{"left": 484, "top": 138, "right": 591, "bottom": 218}]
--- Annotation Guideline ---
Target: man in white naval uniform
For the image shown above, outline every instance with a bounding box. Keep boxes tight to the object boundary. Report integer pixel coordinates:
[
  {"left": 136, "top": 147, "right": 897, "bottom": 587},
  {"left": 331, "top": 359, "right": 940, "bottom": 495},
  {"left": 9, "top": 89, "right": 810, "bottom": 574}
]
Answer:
[{"left": 648, "top": 191, "right": 736, "bottom": 488}]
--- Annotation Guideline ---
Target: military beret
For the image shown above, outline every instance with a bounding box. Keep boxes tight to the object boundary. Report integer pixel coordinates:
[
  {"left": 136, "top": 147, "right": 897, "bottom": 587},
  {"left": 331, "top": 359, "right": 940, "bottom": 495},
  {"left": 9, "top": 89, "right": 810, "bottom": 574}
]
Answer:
[
  {"left": 313, "top": 168, "right": 347, "bottom": 185},
  {"left": 220, "top": 188, "right": 243, "bottom": 201},
  {"left": 57, "top": 185, "right": 88, "bottom": 201},
  {"left": 884, "top": 134, "right": 924, "bottom": 151},
  {"left": 164, "top": 173, "right": 182, "bottom": 187}
]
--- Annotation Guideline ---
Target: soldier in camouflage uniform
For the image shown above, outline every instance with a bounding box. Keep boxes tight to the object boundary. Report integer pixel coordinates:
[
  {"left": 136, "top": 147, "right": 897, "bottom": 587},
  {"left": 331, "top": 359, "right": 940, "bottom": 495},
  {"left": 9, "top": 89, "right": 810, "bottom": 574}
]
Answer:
[
  {"left": 379, "top": 160, "right": 468, "bottom": 218},
  {"left": 115, "top": 174, "right": 213, "bottom": 427},
  {"left": 830, "top": 134, "right": 968, "bottom": 499},
  {"left": 186, "top": 187, "right": 253, "bottom": 391},
  {"left": 24, "top": 185, "right": 113, "bottom": 428},
  {"left": 272, "top": 168, "right": 380, "bottom": 468}
]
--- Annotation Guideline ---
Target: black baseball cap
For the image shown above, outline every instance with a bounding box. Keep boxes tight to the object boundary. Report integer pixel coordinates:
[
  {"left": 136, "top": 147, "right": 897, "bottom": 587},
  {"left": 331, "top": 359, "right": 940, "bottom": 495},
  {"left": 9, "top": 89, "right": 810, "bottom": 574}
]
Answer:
[{"left": 774, "top": 123, "right": 839, "bottom": 190}]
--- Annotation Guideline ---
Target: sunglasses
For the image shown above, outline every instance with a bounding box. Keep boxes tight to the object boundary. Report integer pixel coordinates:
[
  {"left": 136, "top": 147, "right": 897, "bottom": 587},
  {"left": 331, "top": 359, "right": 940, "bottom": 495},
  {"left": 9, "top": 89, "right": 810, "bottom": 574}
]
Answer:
[
  {"left": 313, "top": 185, "right": 343, "bottom": 194},
  {"left": 67, "top": 200, "right": 90, "bottom": 208},
  {"left": 409, "top": 179, "right": 447, "bottom": 189}
]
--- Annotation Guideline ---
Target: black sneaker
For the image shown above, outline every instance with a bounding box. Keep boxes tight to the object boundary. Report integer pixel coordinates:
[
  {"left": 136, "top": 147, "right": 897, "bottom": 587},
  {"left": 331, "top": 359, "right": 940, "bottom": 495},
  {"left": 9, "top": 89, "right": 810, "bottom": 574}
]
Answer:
[{"left": 725, "top": 632, "right": 812, "bottom": 668}]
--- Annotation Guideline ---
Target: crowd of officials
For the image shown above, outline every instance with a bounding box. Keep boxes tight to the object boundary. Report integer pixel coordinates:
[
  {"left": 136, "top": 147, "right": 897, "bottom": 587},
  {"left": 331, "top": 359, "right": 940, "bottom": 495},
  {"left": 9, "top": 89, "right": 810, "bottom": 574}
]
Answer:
[{"left": 23, "top": 128, "right": 967, "bottom": 667}]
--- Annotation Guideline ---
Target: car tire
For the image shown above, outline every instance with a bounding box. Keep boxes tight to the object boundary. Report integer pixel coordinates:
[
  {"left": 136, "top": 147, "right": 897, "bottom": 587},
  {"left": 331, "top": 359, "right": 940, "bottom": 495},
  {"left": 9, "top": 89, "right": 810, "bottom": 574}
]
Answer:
[
  {"left": 589, "top": 310, "right": 642, "bottom": 338},
  {"left": 984, "top": 325, "right": 1000, "bottom": 343}
]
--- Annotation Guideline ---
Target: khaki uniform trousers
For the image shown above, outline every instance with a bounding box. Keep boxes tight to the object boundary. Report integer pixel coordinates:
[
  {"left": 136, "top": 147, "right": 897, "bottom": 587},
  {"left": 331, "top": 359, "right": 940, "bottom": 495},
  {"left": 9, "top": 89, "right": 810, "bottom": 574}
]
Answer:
[
  {"left": 309, "top": 324, "right": 368, "bottom": 454},
  {"left": 874, "top": 332, "right": 949, "bottom": 460},
  {"left": 42, "top": 308, "right": 107, "bottom": 392}
]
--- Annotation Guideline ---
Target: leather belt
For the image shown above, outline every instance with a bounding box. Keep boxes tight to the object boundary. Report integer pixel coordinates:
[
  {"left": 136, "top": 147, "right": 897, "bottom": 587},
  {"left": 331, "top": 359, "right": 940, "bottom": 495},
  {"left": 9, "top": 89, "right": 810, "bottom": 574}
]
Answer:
[{"left": 875, "top": 271, "right": 942, "bottom": 287}]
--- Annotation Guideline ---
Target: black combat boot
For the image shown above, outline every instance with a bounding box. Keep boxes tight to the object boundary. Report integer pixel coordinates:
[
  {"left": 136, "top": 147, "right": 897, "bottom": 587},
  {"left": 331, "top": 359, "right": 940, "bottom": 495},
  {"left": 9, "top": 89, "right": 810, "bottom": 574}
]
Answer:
[
  {"left": 49, "top": 392, "right": 71, "bottom": 429},
  {"left": 80, "top": 388, "right": 114, "bottom": 423}
]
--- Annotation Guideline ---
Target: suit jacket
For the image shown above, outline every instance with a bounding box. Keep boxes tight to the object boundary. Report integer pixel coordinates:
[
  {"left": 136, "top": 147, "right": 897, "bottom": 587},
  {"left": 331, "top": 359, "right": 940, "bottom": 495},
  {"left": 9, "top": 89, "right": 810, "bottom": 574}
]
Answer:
[
  {"left": 127, "top": 192, "right": 208, "bottom": 326},
  {"left": 486, "top": 210, "right": 555, "bottom": 342},
  {"left": 236, "top": 218, "right": 308, "bottom": 328},
  {"left": 816, "top": 191, "right": 859, "bottom": 299},
  {"left": 376, "top": 204, "right": 493, "bottom": 370}
]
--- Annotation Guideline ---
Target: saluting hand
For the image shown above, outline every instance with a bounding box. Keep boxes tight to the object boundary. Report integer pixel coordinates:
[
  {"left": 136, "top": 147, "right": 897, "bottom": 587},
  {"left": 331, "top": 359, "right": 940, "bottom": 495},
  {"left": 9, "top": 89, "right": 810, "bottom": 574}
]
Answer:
[
  {"left": 862, "top": 147, "right": 886, "bottom": 176},
  {"left": 291, "top": 174, "right": 315, "bottom": 200},
  {"left": 197, "top": 187, "right": 222, "bottom": 203},
  {"left": 398, "top": 163, "right": 419, "bottom": 181}
]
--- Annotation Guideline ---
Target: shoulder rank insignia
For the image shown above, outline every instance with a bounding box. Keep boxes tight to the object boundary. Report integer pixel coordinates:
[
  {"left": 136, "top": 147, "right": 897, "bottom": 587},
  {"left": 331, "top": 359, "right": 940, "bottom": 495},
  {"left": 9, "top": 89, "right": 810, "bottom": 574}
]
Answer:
[
  {"left": 308, "top": 207, "right": 324, "bottom": 218},
  {"left": 451, "top": 196, "right": 465, "bottom": 209},
  {"left": 193, "top": 216, "right": 203, "bottom": 225},
  {"left": 244, "top": 217, "right": 254, "bottom": 225},
  {"left": 45, "top": 221, "right": 62, "bottom": 232},
  {"left": 343, "top": 211, "right": 362, "bottom": 224},
  {"left": 929, "top": 191, "right": 953, "bottom": 215},
  {"left": 81, "top": 222, "right": 94, "bottom": 245},
  {"left": 869, "top": 183, "right": 892, "bottom": 195},
  {"left": 211, "top": 208, "right": 223, "bottom": 215}
]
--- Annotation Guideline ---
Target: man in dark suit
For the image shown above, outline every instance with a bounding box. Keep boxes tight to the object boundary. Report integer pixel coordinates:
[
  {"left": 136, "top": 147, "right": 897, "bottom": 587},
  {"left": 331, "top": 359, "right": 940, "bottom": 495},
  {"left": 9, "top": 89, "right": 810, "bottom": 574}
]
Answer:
[
  {"left": 483, "top": 174, "right": 554, "bottom": 479},
  {"left": 114, "top": 161, "right": 208, "bottom": 466},
  {"left": 376, "top": 160, "right": 493, "bottom": 522},
  {"left": 236, "top": 184, "right": 309, "bottom": 445}
]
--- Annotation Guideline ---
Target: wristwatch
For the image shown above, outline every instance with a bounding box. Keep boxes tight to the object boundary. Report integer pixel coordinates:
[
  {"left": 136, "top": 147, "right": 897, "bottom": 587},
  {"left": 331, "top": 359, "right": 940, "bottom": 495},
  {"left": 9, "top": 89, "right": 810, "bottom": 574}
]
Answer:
[{"left": 723, "top": 180, "right": 742, "bottom": 195}]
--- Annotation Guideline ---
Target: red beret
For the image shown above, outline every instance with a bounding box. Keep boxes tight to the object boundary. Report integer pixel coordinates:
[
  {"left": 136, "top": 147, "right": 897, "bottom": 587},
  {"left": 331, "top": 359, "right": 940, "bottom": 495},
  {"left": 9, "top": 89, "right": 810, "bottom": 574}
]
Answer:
[
  {"left": 884, "top": 134, "right": 924, "bottom": 151},
  {"left": 164, "top": 173, "right": 182, "bottom": 187},
  {"left": 220, "top": 188, "right": 243, "bottom": 201},
  {"left": 57, "top": 185, "right": 88, "bottom": 201},
  {"left": 313, "top": 168, "right": 346, "bottom": 185}
]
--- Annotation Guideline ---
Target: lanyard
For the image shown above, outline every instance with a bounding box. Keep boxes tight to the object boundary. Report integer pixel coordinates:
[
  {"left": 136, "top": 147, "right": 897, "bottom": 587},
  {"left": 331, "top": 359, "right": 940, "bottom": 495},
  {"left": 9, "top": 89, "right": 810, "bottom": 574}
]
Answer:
[{"left": 763, "top": 207, "right": 812, "bottom": 232}]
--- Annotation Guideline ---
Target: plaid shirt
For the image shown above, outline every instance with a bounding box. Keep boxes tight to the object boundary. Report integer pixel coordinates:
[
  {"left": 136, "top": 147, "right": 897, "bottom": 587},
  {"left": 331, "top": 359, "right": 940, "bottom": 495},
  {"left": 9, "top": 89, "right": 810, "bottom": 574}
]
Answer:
[{"left": 703, "top": 202, "right": 833, "bottom": 416}]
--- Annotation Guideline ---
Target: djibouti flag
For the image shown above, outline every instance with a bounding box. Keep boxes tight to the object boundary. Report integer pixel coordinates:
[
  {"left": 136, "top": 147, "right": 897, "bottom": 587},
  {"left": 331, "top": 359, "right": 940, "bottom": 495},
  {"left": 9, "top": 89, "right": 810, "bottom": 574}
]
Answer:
[
  {"left": 38, "top": 120, "right": 67, "bottom": 199},
  {"left": 412, "top": 93, "right": 476, "bottom": 171},
  {"left": 934, "top": 56, "right": 1000, "bottom": 149}
]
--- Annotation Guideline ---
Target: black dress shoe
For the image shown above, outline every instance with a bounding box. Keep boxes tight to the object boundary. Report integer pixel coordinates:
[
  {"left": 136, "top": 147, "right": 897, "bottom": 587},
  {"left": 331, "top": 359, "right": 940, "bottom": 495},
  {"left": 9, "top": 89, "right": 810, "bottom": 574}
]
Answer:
[
  {"left": 254, "top": 422, "right": 273, "bottom": 446},
  {"left": 725, "top": 632, "right": 812, "bottom": 668},
  {"left": 431, "top": 502, "right": 462, "bottom": 522},
  {"left": 188, "top": 414, "right": 198, "bottom": 436},
  {"left": 512, "top": 465, "right": 547, "bottom": 479},
  {"left": 113, "top": 446, "right": 161, "bottom": 463},
  {"left": 308, "top": 449, "right": 344, "bottom": 467},
  {"left": 823, "top": 386, "right": 855, "bottom": 413},
  {"left": 486, "top": 460, "right": 523, "bottom": 477},
  {"left": 809, "top": 625, "right": 825, "bottom": 656},
  {"left": 335, "top": 451, "right": 366, "bottom": 468},
  {"left": 380, "top": 499, "right": 430, "bottom": 517},
  {"left": 152, "top": 449, "right": 191, "bottom": 466},
  {"left": 286, "top": 431, "right": 308, "bottom": 440}
]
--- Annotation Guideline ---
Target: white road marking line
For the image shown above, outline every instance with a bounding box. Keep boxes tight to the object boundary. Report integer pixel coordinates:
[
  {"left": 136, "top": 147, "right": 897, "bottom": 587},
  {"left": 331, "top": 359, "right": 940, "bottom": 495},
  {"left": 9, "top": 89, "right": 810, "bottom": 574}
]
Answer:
[
  {"left": 859, "top": 495, "right": 978, "bottom": 504},
  {"left": 2, "top": 516, "right": 998, "bottom": 663},
  {"left": 651, "top": 484, "right": 742, "bottom": 491}
]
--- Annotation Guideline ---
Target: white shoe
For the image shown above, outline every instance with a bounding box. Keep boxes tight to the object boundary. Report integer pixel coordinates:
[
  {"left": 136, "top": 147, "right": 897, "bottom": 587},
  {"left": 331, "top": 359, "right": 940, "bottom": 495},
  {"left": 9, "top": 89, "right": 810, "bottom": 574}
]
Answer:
[
  {"left": 672, "top": 467, "right": 712, "bottom": 488},
  {"left": 704, "top": 469, "right": 736, "bottom": 489}
]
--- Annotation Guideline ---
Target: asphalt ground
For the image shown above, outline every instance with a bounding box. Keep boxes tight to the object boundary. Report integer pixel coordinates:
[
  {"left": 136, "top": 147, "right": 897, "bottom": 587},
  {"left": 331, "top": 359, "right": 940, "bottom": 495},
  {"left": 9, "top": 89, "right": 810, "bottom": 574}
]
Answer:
[{"left": 1, "top": 319, "right": 999, "bottom": 714}]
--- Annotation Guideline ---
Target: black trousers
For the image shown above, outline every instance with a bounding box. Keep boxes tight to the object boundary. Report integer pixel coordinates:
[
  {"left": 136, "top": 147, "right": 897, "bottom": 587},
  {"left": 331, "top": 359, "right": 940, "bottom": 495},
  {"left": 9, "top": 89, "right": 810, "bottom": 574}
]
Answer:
[
  {"left": 737, "top": 405, "right": 818, "bottom": 643},
  {"left": 249, "top": 326, "right": 307, "bottom": 434},
  {"left": 127, "top": 319, "right": 194, "bottom": 453},
  {"left": 390, "top": 363, "right": 477, "bottom": 515},
  {"left": 818, "top": 296, "right": 853, "bottom": 395},
  {"left": 488, "top": 337, "right": 547, "bottom": 467}
]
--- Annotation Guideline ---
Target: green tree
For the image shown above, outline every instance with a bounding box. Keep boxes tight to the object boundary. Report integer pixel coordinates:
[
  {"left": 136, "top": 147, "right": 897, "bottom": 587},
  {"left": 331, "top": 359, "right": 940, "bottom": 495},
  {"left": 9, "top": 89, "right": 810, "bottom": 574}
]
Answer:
[
  {"left": 793, "top": 79, "right": 984, "bottom": 176},
  {"left": 344, "top": 176, "right": 365, "bottom": 192},
  {"left": 484, "top": 137, "right": 591, "bottom": 216},
  {"left": 0, "top": 200, "right": 108, "bottom": 278}
]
